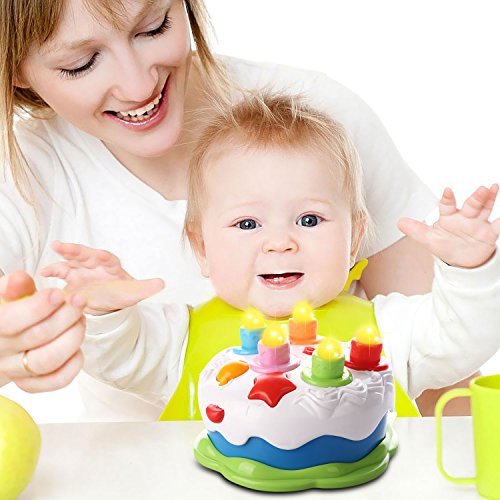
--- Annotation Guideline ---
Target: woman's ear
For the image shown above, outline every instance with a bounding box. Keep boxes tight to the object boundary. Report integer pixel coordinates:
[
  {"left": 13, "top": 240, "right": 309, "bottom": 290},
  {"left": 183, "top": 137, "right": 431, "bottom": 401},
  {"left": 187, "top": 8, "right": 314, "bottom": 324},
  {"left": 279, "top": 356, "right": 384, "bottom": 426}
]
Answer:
[
  {"left": 350, "top": 217, "right": 367, "bottom": 267},
  {"left": 14, "top": 68, "right": 30, "bottom": 89}
]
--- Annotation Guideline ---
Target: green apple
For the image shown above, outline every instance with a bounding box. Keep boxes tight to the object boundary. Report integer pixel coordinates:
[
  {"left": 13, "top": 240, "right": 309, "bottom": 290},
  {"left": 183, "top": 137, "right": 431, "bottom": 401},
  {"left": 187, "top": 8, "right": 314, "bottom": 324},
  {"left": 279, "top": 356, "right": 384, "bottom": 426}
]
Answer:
[{"left": 0, "top": 395, "right": 41, "bottom": 499}]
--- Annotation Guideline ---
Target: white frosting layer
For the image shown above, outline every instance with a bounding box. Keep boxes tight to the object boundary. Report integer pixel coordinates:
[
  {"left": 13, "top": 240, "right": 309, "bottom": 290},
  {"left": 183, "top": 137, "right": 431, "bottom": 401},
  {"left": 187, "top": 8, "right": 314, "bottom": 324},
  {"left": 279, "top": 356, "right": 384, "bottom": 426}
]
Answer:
[{"left": 198, "top": 346, "right": 395, "bottom": 449}]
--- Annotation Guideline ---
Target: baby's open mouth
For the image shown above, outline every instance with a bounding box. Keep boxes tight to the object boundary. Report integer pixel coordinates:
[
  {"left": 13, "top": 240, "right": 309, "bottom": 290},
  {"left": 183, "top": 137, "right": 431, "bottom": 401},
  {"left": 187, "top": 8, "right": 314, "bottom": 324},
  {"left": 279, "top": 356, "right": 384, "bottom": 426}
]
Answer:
[{"left": 258, "top": 272, "right": 304, "bottom": 289}]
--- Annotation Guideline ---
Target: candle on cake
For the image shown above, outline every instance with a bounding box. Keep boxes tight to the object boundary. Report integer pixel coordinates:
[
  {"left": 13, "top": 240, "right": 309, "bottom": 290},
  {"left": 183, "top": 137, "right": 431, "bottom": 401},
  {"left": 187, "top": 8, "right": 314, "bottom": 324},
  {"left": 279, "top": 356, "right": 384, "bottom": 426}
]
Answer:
[
  {"left": 250, "top": 326, "right": 300, "bottom": 373},
  {"left": 301, "top": 337, "right": 352, "bottom": 387},
  {"left": 345, "top": 326, "right": 388, "bottom": 371},
  {"left": 233, "top": 308, "right": 266, "bottom": 355},
  {"left": 288, "top": 301, "right": 319, "bottom": 345}
]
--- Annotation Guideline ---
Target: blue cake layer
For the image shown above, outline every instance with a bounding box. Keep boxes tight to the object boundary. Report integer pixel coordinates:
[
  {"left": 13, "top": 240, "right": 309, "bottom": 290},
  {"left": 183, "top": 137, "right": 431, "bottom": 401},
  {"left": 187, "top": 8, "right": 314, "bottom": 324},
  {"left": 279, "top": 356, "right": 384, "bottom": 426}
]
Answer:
[{"left": 208, "top": 414, "right": 387, "bottom": 470}]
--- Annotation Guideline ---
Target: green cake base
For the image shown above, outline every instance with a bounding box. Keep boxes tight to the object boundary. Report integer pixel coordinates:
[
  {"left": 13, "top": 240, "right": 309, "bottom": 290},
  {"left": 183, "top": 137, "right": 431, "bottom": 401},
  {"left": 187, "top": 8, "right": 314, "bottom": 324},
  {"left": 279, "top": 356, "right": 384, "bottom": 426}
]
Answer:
[{"left": 193, "top": 425, "right": 398, "bottom": 492}]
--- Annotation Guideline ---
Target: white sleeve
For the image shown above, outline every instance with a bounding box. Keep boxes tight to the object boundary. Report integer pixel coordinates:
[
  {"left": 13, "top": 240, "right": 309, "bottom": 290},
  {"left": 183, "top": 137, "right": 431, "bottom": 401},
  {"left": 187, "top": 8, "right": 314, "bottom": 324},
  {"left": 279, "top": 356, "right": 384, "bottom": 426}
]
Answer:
[
  {"left": 82, "top": 301, "right": 189, "bottom": 407},
  {"left": 373, "top": 251, "right": 500, "bottom": 399}
]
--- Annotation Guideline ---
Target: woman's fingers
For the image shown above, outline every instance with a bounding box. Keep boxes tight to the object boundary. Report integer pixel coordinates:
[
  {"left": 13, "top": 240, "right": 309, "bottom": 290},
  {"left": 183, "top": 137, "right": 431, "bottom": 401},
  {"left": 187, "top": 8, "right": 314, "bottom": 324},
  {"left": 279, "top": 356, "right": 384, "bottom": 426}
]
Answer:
[
  {"left": 13, "top": 349, "right": 84, "bottom": 393},
  {"left": 1, "top": 317, "right": 86, "bottom": 378},
  {"left": 0, "top": 288, "right": 66, "bottom": 336},
  {"left": 0, "top": 270, "right": 36, "bottom": 300},
  {"left": 14, "top": 294, "right": 86, "bottom": 354}
]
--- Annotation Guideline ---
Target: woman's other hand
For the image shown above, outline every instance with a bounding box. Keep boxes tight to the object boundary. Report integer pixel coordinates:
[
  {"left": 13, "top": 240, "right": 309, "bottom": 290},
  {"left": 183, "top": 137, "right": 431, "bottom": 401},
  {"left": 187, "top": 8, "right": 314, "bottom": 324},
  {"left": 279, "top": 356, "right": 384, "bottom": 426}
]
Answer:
[{"left": 0, "top": 271, "right": 86, "bottom": 392}]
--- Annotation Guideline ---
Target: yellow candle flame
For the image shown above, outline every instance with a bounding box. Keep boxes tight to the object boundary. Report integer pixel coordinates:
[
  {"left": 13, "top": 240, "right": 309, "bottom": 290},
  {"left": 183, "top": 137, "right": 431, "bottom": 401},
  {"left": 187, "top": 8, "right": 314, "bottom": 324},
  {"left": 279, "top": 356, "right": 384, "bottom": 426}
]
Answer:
[
  {"left": 292, "top": 301, "right": 316, "bottom": 323},
  {"left": 241, "top": 308, "right": 266, "bottom": 330},
  {"left": 355, "top": 326, "right": 382, "bottom": 346},
  {"left": 261, "top": 326, "right": 288, "bottom": 347},
  {"left": 316, "top": 338, "right": 343, "bottom": 361}
]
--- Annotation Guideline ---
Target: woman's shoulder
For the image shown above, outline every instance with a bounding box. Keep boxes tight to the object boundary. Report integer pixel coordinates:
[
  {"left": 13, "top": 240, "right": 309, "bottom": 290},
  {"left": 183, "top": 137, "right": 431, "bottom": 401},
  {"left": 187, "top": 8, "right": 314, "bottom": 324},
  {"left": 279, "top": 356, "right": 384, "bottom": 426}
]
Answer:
[
  {"left": 220, "top": 55, "right": 361, "bottom": 105},
  {"left": 219, "top": 55, "right": 373, "bottom": 131}
]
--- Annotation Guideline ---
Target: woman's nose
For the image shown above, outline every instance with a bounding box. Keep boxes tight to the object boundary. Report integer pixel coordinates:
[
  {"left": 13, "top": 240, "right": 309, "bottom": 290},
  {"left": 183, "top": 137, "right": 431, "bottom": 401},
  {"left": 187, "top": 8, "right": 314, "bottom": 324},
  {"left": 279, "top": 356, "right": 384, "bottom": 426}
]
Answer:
[
  {"left": 111, "top": 48, "right": 158, "bottom": 104},
  {"left": 262, "top": 233, "right": 299, "bottom": 254}
]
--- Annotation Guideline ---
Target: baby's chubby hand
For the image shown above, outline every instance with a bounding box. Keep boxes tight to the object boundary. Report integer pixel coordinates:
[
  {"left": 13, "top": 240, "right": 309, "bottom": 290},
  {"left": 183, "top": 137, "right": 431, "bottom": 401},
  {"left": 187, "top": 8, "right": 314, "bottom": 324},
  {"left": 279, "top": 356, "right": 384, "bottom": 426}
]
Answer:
[
  {"left": 398, "top": 184, "right": 500, "bottom": 268},
  {"left": 40, "top": 241, "right": 164, "bottom": 315}
]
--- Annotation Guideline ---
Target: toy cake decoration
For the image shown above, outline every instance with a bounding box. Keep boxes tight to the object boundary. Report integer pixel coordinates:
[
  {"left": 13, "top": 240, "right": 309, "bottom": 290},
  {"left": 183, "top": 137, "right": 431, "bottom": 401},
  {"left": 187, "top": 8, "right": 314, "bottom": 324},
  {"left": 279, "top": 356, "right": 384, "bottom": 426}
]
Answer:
[{"left": 194, "top": 301, "right": 398, "bottom": 492}]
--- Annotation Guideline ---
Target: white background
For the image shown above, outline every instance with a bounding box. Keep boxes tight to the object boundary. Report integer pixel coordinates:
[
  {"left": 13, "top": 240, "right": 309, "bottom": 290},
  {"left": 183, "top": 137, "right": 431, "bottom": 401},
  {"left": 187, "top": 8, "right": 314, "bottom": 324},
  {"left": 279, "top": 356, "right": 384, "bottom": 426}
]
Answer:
[{"left": 2, "top": 0, "right": 499, "bottom": 421}]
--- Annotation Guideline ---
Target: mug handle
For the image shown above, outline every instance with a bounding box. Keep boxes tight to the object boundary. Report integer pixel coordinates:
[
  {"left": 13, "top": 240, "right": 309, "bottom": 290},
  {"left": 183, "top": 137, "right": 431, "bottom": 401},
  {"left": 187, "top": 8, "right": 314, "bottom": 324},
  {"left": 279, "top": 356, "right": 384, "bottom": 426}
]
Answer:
[{"left": 435, "top": 388, "right": 475, "bottom": 485}]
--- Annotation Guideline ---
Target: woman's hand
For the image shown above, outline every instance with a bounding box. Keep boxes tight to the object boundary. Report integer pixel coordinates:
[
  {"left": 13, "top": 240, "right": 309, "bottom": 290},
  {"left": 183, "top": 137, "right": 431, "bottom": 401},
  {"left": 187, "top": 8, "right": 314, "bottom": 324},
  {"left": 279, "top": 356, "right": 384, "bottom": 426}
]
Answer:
[
  {"left": 0, "top": 270, "right": 86, "bottom": 392},
  {"left": 40, "top": 241, "right": 164, "bottom": 316},
  {"left": 398, "top": 184, "right": 500, "bottom": 268}
]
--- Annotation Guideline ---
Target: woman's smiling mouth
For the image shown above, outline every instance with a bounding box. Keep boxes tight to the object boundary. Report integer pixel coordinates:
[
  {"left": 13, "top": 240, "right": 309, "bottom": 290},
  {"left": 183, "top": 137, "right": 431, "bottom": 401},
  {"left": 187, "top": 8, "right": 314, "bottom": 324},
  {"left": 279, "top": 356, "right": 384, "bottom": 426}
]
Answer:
[
  {"left": 258, "top": 272, "right": 304, "bottom": 289},
  {"left": 104, "top": 76, "right": 170, "bottom": 130}
]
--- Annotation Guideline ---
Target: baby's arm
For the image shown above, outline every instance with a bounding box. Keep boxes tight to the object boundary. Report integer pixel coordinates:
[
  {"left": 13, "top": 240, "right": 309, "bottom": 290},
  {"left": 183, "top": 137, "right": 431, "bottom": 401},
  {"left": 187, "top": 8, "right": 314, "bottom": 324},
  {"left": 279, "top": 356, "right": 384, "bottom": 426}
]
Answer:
[
  {"left": 375, "top": 185, "right": 500, "bottom": 399},
  {"left": 41, "top": 242, "right": 186, "bottom": 405},
  {"left": 41, "top": 241, "right": 164, "bottom": 316}
]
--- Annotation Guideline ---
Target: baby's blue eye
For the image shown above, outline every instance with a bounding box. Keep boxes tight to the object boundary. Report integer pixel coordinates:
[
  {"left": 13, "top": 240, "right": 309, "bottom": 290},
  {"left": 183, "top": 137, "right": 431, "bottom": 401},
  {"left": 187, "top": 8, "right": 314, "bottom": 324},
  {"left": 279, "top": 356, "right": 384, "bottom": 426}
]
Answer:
[
  {"left": 297, "top": 214, "right": 321, "bottom": 227},
  {"left": 236, "top": 219, "right": 259, "bottom": 230}
]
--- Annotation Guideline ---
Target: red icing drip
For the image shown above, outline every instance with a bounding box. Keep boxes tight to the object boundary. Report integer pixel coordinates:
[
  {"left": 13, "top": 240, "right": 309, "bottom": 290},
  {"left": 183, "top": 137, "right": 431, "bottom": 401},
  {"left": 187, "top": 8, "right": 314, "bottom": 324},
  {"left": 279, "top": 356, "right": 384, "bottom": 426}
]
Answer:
[
  {"left": 247, "top": 373, "right": 297, "bottom": 408},
  {"left": 206, "top": 404, "right": 225, "bottom": 423}
]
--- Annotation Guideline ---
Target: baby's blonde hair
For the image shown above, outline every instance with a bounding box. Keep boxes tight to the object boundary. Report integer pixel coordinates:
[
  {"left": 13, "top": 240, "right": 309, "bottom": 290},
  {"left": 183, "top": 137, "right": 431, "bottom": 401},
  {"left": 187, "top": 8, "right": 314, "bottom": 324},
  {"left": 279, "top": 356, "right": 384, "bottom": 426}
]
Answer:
[
  {"left": 1, "top": 0, "right": 228, "bottom": 205},
  {"left": 185, "top": 92, "right": 369, "bottom": 252}
]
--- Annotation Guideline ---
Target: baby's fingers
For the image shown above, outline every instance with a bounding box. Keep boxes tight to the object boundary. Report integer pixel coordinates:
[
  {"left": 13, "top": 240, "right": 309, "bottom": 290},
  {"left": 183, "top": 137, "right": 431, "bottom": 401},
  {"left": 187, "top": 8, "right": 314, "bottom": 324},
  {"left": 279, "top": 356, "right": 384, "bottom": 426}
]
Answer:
[
  {"left": 397, "top": 217, "right": 431, "bottom": 246},
  {"left": 479, "top": 183, "right": 499, "bottom": 220},
  {"left": 40, "top": 262, "right": 71, "bottom": 280},
  {"left": 105, "top": 278, "right": 165, "bottom": 306},
  {"left": 51, "top": 241, "right": 97, "bottom": 268},
  {"left": 492, "top": 217, "right": 500, "bottom": 237},
  {"left": 460, "top": 186, "right": 492, "bottom": 219},
  {"left": 439, "top": 187, "right": 457, "bottom": 217}
]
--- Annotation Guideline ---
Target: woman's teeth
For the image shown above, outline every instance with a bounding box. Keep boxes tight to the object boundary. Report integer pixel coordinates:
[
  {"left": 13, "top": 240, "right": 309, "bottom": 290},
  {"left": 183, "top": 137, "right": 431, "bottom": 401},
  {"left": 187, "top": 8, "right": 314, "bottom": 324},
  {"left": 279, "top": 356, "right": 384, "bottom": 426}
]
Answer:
[{"left": 116, "top": 94, "right": 162, "bottom": 122}]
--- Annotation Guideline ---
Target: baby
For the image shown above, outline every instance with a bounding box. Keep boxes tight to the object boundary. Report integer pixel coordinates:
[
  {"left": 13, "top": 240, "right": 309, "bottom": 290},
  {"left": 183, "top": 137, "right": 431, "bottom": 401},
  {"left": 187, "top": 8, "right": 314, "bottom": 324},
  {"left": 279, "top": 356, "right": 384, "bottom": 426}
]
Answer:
[{"left": 42, "top": 93, "right": 500, "bottom": 415}]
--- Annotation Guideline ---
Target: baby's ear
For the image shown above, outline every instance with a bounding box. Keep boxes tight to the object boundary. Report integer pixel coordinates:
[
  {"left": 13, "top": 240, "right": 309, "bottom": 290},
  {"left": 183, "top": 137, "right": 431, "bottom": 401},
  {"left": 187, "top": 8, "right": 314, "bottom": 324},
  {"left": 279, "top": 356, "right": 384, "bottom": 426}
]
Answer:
[
  {"left": 186, "top": 224, "right": 210, "bottom": 278},
  {"left": 350, "top": 217, "right": 367, "bottom": 267}
]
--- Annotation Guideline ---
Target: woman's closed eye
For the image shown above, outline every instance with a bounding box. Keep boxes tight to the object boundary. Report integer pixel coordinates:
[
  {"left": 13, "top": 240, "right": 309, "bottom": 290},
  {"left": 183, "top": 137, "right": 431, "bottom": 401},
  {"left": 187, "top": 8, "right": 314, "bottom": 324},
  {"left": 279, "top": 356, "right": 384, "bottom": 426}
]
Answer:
[
  {"left": 235, "top": 218, "right": 261, "bottom": 230},
  {"left": 58, "top": 10, "right": 172, "bottom": 79},
  {"left": 296, "top": 214, "right": 323, "bottom": 227}
]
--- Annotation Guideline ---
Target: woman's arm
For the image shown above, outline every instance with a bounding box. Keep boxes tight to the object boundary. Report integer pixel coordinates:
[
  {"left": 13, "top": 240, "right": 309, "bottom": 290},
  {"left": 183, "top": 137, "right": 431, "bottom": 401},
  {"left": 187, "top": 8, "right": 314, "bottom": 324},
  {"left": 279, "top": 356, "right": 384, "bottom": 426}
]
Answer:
[{"left": 361, "top": 234, "right": 480, "bottom": 415}]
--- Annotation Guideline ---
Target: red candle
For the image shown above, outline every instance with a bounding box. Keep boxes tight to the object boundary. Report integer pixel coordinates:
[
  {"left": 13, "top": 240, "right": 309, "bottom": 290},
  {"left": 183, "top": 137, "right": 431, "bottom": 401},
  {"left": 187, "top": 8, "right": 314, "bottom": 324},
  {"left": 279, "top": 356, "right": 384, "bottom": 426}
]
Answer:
[{"left": 345, "top": 326, "right": 388, "bottom": 371}]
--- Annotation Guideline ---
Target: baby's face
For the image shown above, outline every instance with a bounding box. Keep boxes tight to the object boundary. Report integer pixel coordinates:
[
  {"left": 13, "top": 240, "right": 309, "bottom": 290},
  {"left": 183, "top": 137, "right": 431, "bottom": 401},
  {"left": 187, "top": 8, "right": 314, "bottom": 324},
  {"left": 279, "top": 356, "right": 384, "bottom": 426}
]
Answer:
[{"left": 196, "top": 146, "right": 357, "bottom": 318}]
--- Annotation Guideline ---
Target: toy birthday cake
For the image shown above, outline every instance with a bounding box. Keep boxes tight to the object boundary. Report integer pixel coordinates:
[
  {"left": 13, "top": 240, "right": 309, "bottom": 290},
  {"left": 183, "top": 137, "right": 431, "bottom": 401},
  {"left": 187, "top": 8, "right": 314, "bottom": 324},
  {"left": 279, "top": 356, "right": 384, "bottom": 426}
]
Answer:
[{"left": 194, "top": 302, "right": 398, "bottom": 492}]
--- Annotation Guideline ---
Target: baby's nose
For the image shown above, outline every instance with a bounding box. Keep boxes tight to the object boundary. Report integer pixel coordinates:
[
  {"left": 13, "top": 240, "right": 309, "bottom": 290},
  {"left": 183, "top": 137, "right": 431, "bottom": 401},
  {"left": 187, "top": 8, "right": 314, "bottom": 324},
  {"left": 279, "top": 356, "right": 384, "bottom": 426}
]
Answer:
[{"left": 262, "top": 234, "right": 298, "bottom": 253}]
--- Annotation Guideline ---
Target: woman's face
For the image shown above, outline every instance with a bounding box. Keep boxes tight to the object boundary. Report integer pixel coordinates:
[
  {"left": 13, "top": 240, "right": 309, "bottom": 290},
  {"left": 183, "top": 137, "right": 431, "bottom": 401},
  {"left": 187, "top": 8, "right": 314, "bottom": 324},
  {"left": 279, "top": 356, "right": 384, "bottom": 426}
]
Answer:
[{"left": 18, "top": 0, "right": 192, "bottom": 159}]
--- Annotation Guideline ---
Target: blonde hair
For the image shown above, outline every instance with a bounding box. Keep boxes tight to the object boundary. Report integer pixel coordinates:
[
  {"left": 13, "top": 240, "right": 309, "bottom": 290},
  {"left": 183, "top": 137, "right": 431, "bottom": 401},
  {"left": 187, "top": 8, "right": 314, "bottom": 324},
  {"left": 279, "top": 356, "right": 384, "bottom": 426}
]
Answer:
[
  {"left": 0, "top": 0, "right": 228, "bottom": 205},
  {"left": 185, "top": 92, "right": 369, "bottom": 250}
]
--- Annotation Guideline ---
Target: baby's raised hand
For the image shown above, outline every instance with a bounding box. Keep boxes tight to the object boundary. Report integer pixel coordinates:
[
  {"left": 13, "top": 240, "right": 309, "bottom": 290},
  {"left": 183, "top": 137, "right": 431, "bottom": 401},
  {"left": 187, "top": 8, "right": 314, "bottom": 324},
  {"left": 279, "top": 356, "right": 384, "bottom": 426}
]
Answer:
[
  {"left": 40, "top": 241, "right": 164, "bottom": 315},
  {"left": 398, "top": 184, "right": 500, "bottom": 268}
]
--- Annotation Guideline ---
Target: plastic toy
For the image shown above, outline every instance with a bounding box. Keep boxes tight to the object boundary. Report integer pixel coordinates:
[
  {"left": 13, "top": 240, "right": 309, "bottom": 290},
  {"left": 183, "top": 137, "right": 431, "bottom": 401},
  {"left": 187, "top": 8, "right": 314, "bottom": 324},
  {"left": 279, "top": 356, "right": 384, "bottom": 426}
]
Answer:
[{"left": 193, "top": 301, "right": 398, "bottom": 492}]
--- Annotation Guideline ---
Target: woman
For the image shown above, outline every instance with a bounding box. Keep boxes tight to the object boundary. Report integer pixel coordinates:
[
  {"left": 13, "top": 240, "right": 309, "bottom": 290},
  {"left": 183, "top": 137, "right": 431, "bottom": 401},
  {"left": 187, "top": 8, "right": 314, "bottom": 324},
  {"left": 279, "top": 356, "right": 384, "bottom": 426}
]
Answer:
[{"left": 0, "top": 0, "right": 468, "bottom": 418}]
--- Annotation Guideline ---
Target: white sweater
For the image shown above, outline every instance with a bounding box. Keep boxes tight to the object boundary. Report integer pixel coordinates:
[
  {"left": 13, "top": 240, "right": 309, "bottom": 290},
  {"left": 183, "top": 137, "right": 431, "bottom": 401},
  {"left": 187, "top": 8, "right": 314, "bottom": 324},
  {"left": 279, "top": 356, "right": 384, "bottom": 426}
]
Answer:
[{"left": 82, "top": 254, "right": 500, "bottom": 408}]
